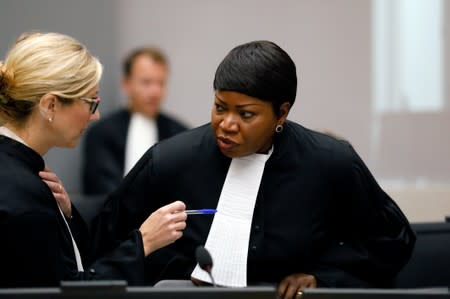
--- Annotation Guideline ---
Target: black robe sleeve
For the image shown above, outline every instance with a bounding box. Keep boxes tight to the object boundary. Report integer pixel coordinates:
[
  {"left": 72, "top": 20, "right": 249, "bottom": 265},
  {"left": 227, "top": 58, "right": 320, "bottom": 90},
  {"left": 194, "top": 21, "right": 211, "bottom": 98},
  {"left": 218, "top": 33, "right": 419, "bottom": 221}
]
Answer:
[
  {"left": 6, "top": 197, "right": 147, "bottom": 287},
  {"left": 87, "top": 147, "right": 168, "bottom": 284},
  {"left": 84, "top": 230, "right": 145, "bottom": 284},
  {"left": 88, "top": 143, "right": 199, "bottom": 284},
  {"left": 69, "top": 205, "right": 147, "bottom": 284},
  {"left": 309, "top": 143, "right": 416, "bottom": 287},
  {"left": 3, "top": 211, "right": 73, "bottom": 287}
]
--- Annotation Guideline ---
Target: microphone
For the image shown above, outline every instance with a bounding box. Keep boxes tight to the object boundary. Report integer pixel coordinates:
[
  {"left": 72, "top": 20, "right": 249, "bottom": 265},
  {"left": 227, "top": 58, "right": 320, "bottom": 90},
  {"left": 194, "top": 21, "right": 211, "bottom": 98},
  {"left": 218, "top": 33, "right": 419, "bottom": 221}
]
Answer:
[{"left": 195, "top": 246, "right": 216, "bottom": 287}]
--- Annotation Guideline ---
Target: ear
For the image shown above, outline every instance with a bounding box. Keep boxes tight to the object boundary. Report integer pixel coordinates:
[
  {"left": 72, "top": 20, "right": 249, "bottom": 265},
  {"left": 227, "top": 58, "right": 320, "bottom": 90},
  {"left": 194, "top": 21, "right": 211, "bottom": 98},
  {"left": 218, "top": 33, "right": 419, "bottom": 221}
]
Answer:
[
  {"left": 122, "top": 75, "right": 131, "bottom": 94},
  {"left": 277, "top": 102, "right": 291, "bottom": 123},
  {"left": 38, "top": 94, "right": 57, "bottom": 120}
]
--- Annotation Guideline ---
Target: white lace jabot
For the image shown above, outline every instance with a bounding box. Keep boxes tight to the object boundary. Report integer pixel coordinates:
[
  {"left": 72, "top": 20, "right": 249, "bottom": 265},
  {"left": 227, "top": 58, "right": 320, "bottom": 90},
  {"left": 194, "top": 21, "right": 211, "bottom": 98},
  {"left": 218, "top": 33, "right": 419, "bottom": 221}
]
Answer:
[{"left": 191, "top": 147, "right": 273, "bottom": 287}]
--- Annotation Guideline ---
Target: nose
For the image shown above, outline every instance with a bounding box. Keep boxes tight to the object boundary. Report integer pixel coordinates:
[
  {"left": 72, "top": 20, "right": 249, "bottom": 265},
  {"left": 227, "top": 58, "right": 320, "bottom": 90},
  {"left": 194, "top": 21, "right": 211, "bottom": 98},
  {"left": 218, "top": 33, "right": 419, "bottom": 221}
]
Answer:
[
  {"left": 219, "top": 113, "right": 239, "bottom": 133},
  {"left": 147, "top": 82, "right": 164, "bottom": 98},
  {"left": 90, "top": 109, "right": 100, "bottom": 121}
]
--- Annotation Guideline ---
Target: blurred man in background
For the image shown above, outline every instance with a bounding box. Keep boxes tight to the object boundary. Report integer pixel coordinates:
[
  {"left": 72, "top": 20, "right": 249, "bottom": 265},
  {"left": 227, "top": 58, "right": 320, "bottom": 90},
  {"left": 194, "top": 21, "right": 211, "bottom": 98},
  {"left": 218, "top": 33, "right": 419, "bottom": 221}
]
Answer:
[{"left": 83, "top": 47, "right": 187, "bottom": 195}]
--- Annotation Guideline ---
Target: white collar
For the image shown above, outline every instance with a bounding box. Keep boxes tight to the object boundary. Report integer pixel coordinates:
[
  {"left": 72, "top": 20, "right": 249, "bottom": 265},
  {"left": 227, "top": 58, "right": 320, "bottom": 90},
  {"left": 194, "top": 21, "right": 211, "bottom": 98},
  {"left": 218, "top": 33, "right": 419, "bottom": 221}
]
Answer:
[{"left": 0, "top": 126, "right": 29, "bottom": 146}]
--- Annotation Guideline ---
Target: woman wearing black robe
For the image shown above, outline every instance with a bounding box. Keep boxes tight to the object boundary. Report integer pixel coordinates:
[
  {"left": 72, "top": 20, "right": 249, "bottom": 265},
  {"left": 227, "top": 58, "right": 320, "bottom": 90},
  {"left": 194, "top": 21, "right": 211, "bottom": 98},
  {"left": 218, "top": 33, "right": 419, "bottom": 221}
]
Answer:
[
  {"left": 0, "top": 32, "right": 186, "bottom": 287},
  {"left": 94, "top": 41, "right": 415, "bottom": 298}
]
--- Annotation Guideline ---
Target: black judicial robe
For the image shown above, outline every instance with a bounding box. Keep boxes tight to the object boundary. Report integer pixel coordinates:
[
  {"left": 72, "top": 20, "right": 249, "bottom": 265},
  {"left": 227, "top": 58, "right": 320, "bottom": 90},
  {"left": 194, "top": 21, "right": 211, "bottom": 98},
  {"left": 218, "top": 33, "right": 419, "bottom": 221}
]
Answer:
[
  {"left": 82, "top": 108, "right": 187, "bottom": 195},
  {"left": 99, "top": 121, "right": 416, "bottom": 287},
  {"left": 0, "top": 136, "right": 146, "bottom": 287}
]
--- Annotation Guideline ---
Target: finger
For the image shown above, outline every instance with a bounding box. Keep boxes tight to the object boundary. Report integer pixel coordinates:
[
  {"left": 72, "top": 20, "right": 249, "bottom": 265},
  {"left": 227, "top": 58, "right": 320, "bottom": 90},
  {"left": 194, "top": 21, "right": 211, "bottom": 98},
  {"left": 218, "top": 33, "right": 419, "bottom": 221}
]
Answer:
[
  {"left": 164, "top": 201, "right": 186, "bottom": 213},
  {"left": 297, "top": 277, "right": 315, "bottom": 292},
  {"left": 41, "top": 179, "right": 51, "bottom": 186},
  {"left": 39, "top": 171, "right": 57, "bottom": 181},
  {"left": 51, "top": 181, "right": 62, "bottom": 192},
  {"left": 173, "top": 221, "right": 186, "bottom": 231},
  {"left": 171, "top": 230, "right": 183, "bottom": 241},
  {"left": 53, "top": 193, "right": 67, "bottom": 201},
  {"left": 296, "top": 279, "right": 309, "bottom": 292},
  {"left": 172, "top": 211, "right": 187, "bottom": 222},
  {"left": 307, "top": 276, "right": 317, "bottom": 288},
  {"left": 277, "top": 279, "right": 289, "bottom": 299},
  {"left": 297, "top": 274, "right": 316, "bottom": 289},
  {"left": 49, "top": 182, "right": 64, "bottom": 194},
  {"left": 41, "top": 179, "right": 59, "bottom": 192},
  {"left": 303, "top": 280, "right": 312, "bottom": 289},
  {"left": 39, "top": 171, "right": 60, "bottom": 183},
  {"left": 284, "top": 282, "right": 299, "bottom": 299}
]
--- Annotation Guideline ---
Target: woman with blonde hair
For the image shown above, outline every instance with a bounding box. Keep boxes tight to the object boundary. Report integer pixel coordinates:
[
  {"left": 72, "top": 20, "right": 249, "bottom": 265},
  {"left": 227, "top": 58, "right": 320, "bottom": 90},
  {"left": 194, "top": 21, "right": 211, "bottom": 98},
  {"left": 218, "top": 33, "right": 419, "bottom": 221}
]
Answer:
[{"left": 0, "top": 32, "right": 186, "bottom": 287}]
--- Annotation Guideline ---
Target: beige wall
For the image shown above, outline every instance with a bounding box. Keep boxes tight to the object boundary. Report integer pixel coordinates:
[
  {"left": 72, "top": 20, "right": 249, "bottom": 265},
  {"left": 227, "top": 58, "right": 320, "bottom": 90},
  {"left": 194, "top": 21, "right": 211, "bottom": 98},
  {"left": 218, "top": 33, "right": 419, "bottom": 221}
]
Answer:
[
  {"left": 0, "top": 0, "right": 449, "bottom": 222},
  {"left": 118, "top": 0, "right": 372, "bottom": 159},
  {"left": 387, "top": 186, "right": 450, "bottom": 222},
  {"left": 0, "top": 0, "right": 121, "bottom": 193},
  {"left": 116, "top": 0, "right": 450, "bottom": 222}
]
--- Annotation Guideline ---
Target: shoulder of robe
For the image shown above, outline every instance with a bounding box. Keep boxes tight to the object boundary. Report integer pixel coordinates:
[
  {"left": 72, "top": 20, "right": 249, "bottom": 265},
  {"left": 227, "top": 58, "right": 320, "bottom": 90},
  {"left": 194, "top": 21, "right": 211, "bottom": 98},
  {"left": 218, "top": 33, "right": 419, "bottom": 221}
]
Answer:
[{"left": 151, "top": 123, "right": 214, "bottom": 174}]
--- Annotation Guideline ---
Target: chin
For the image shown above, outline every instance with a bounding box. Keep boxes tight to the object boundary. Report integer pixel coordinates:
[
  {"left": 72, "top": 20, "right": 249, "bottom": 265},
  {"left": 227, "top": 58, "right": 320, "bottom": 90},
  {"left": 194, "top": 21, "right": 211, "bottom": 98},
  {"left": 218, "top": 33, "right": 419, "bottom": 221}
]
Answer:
[
  {"left": 141, "top": 106, "right": 160, "bottom": 117},
  {"left": 60, "top": 142, "right": 77, "bottom": 148},
  {"left": 66, "top": 137, "right": 80, "bottom": 148},
  {"left": 143, "top": 111, "right": 158, "bottom": 118},
  {"left": 220, "top": 149, "right": 248, "bottom": 159}
]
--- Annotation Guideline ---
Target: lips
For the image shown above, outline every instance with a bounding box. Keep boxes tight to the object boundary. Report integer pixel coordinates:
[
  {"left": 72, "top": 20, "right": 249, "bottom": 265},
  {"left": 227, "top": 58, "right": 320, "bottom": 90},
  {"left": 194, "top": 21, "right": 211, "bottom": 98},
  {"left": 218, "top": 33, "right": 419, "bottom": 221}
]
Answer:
[{"left": 217, "top": 136, "right": 239, "bottom": 151}]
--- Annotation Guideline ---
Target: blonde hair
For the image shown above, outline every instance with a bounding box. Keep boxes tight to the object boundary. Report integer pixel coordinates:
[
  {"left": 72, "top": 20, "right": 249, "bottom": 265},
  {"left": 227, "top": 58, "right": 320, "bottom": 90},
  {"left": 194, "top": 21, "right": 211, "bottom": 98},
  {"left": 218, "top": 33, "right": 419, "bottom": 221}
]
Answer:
[{"left": 0, "top": 32, "right": 103, "bottom": 125}]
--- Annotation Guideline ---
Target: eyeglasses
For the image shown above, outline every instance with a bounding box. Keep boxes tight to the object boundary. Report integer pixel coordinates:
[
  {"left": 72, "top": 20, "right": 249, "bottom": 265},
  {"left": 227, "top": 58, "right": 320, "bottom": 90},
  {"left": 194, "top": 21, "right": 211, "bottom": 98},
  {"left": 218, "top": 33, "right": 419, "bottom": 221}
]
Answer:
[{"left": 80, "top": 96, "right": 101, "bottom": 114}]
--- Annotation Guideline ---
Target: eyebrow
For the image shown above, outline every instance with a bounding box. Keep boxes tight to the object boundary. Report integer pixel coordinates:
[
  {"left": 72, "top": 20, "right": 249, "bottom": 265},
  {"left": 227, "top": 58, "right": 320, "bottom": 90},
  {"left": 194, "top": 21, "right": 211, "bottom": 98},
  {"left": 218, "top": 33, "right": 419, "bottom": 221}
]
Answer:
[{"left": 215, "top": 96, "right": 261, "bottom": 108}]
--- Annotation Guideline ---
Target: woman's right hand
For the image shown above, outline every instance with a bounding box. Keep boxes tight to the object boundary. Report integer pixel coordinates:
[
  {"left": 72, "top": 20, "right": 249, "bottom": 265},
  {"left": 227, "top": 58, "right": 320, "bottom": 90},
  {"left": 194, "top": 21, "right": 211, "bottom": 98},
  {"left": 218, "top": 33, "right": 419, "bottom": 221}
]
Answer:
[
  {"left": 139, "top": 201, "right": 187, "bottom": 256},
  {"left": 39, "top": 166, "right": 72, "bottom": 218}
]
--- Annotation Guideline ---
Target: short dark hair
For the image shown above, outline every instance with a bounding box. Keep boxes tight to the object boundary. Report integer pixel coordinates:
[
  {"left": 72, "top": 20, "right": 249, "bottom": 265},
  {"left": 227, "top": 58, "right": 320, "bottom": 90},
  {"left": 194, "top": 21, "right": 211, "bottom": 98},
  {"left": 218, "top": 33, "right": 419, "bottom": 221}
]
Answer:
[
  {"left": 213, "top": 41, "right": 297, "bottom": 115},
  {"left": 123, "top": 47, "right": 168, "bottom": 77}
]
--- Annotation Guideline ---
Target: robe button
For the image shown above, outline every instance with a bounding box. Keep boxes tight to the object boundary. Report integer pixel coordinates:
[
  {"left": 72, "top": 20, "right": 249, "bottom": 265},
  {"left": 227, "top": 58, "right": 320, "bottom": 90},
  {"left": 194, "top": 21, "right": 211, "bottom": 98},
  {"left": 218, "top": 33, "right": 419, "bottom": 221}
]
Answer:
[
  {"left": 254, "top": 225, "right": 261, "bottom": 231},
  {"left": 251, "top": 245, "right": 257, "bottom": 251}
]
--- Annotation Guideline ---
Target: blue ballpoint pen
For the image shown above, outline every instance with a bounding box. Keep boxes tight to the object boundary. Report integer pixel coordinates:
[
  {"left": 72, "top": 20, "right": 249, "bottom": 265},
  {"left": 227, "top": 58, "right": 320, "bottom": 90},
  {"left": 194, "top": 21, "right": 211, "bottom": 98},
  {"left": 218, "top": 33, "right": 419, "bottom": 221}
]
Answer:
[{"left": 185, "top": 209, "right": 217, "bottom": 215}]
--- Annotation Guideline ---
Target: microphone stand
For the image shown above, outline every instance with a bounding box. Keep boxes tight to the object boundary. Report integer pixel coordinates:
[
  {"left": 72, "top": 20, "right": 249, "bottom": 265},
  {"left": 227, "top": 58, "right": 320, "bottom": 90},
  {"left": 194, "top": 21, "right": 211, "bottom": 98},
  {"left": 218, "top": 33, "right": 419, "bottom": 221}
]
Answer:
[{"left": 205, "top": 265, "right": 216, "bottom": 287}]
